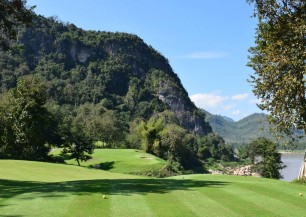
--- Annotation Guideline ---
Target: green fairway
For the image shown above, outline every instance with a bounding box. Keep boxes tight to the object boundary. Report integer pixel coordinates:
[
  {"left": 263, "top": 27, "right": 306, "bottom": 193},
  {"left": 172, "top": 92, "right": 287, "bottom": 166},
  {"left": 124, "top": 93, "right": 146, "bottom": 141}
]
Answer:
[
  {"left": 1, "top": 160, "right": 306, "bottom": 217},
  {"left": 51, "top": 148, "right": 167, "bottom": 174}
]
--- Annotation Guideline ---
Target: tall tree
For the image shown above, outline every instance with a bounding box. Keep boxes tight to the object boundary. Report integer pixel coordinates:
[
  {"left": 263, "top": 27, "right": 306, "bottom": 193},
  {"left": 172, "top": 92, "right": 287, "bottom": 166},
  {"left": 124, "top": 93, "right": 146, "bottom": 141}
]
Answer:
[
  {"left": 62, "top": 122, "right": 94, "bottom": 166},
  {"left": 0, "top": 0, "right": 34, "bottom": 50},
  {"left": 247, "top": 0, "right": 306, "bottom": 179},
  {"left": 247, "top": 0, "right": 306, "bottom": 135},
  {"left": 197, "top": 133, "right": 235, "bottom": 162},
  {"left": 0, "top": 76, "right": 59, "bottom": 160},
  {"left": 74, "top": 104, "right": 128, "bottom": 148},
  {"left": 248, "top": 137, "right": 286, "bottom": 179}
]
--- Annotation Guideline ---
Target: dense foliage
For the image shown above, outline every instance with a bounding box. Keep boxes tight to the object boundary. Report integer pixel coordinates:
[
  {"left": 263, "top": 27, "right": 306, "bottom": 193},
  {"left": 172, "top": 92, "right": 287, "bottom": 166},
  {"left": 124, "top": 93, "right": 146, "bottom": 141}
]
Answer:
[
  {"left": 133, "top": 112, "right": 236, "bottom": 172},
  {"left": 247, "top": 0, "right": 306, "bottom": 136},
  {"left": 248, "top": 137, "right": 286, "bottom": 179},
  {"left": 197, "top": 133, "right": 236, "bottom": 162},
  {"left": 0, "top": 76, "right": 59, "bottom": 160},
  {"left": 0, "top": 15, "right": 210, "bottom": 135},
  {"left": 61, "top": 122, "right": 94, "bottom": 166},
  {"left": 0, "top": 0, "right": 34, "bottom": 50}
]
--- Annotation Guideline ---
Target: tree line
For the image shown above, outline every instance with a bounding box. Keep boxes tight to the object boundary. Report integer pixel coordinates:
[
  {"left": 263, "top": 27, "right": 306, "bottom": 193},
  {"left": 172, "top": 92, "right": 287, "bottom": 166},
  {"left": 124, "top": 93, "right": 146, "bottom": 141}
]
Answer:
[
  {"left": 0, "top": 76, "right": 284, "bottom": 179},
  {"left": 0, "top": 75, "right": 236, "bottom": 170}
]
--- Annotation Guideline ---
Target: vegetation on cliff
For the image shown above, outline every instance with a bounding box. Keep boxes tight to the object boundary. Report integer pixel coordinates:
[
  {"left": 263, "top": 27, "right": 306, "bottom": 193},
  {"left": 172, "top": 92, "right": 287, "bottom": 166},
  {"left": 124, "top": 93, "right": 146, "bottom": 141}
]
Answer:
[{"left": 0, "top": 15, "right": 222, "bottom": 172}]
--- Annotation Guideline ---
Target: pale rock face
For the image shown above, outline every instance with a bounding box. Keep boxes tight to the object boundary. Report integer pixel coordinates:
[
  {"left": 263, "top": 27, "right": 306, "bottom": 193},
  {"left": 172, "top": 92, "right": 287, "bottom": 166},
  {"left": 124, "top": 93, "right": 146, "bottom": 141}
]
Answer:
[
  {"left": 77, "top": 50, "right": 90, "bottom": 63},
  {"left": 70, "top": 43, "right": 90, "bottom": 63},
  {"left": 158, "top": 82, "right": 211, "bottom": 135},
  {"left": 158, "top": 93, "right": 185, "bottom": 112}
]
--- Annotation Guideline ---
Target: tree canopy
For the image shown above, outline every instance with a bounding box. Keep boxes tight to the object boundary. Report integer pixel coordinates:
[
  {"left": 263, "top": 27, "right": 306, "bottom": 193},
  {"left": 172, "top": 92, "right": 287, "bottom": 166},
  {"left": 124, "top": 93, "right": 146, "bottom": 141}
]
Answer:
[
  {"left": 0, "top": 76, "right": 59, "bottom": 160},
  {"left": 0, "top": 0, "right": 34, "bottom": 50},
  {"left": 248, "top": 137, "right": 286, "bottom": 179},
  {"left": 247, "top": 0, "right": 306, "bottom": 136}
]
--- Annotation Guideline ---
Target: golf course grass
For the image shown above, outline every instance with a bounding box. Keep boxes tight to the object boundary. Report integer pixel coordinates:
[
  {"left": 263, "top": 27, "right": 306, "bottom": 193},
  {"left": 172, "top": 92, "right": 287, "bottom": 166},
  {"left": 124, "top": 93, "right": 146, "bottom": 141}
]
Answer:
[
  {"left": 51, "top": 148, "right": 167, "bottom": 174},
  {"left": 1, "top": 158, "right": 306, "bottom": 216}
]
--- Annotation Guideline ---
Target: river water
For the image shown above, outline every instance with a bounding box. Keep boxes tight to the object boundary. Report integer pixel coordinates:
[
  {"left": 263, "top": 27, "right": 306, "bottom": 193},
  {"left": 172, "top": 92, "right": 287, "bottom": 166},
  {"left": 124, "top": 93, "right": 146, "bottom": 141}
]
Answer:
[{"left": 280, "top": 153, "right": 304, "bottom": 181}]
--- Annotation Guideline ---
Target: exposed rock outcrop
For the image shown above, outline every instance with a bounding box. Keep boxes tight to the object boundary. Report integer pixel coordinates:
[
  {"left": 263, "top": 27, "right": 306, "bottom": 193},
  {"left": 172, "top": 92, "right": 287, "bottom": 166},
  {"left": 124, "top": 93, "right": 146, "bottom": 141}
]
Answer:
[
  {"left": 233, "top": 165, "right": 261, "bottom": 177},
  {"left": 209, "top": 165, "right": 261, "bottom": 177}
]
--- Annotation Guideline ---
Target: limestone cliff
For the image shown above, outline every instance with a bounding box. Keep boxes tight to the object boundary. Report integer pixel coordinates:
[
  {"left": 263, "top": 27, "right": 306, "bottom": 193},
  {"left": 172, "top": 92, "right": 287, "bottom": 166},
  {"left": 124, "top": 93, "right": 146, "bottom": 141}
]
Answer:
[{"left": 0, "top": 15, "right": 211, "bottom": 136}]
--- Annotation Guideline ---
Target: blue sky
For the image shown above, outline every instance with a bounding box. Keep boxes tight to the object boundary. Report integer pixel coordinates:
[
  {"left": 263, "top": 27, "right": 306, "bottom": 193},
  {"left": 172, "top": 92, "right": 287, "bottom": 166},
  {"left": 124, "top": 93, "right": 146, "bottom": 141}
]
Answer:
[{"left": 27, "top": 0, "right": 263, "bottom": 121}]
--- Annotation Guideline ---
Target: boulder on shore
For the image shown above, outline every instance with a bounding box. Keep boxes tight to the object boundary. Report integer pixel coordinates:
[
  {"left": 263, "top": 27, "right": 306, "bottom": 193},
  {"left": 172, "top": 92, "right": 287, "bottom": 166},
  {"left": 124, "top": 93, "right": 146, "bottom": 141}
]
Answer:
[{"left": 233, "top": 165, "right": 261, "bottom": 177}]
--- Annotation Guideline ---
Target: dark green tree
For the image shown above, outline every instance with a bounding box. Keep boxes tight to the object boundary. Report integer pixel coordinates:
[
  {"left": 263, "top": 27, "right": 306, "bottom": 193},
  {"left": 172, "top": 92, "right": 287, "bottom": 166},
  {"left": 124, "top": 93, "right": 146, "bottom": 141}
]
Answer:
[
  {"left": 74, "top": 104, "right": 128, "bottom": 148},
  {"left": 197, "top": 133, "right": 235, "bottom": 162},
  {"left": 135, "top": 112, "right": 204, "bottom": 172},
  {"left": 159, "top": 124, "right": 189, "bottom": 167},
  {"left": 0, "top": 0, "right": 34, "bottom": 50},
  {"left": 136, "top": 114, "right": 166, "bottom": 155},
  {"left": 93, "top": 110, "right": 128, "bottom": 147},
  {"left": 0, "top": 76, "right": 59, "bottom": 160},
  {"left": 247, "top": 0, "right": 306, "bottom": 135},
  {"left": 61, "top": 121, "right": 94, "bottom": 166},
  {"left": 249, "top": 137, "right": 286, "bottom": 179}
]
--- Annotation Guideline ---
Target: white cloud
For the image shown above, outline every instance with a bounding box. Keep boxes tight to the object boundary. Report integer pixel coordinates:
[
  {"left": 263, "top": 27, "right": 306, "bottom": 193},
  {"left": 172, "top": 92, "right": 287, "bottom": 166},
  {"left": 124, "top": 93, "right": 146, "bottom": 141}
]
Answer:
[
  {"left": 232, "top": 110, "right": 241, "bottom": 115},
  {"left": 190, "top": 92, "right": 258, "bottom": 121},
  {"left": 190, "top": 93, "right": 228, "bottom": 109},
  {"left": 180, "top": 51, "right": 227, "bottom": 59},
  {"left": 231, "top": 93, "right": 249, "bottom": 100}
]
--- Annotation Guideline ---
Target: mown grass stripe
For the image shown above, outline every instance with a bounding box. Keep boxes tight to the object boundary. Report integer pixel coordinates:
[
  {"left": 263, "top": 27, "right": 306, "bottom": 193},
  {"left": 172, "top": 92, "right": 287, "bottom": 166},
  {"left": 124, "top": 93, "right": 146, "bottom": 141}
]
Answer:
[
  {"left": 235, "top": 182, "right": 306, "bottom": 216},
  {"left": 174, "top": 189, "right": 238, "bottom": 217},
  {"left": 238, "top": 180, "right": 306, "bottom": 205},
  {"left": 144, "top": 190, "right": 199, "bottom": 217},
  {"left": 1, "top": 191, "right": 74, "bottom": 217},
  {"left": 109, "top": 193, "right": 154, "bottom": 217},
  {"left": 67, "top": 193, "right": 111, "bottom": 217},
  {"left": 196, "top": 184, "right": 275, "bottom": 216},
  {"left": 224, "top": 183, "right": 305, "bottom": 217}
]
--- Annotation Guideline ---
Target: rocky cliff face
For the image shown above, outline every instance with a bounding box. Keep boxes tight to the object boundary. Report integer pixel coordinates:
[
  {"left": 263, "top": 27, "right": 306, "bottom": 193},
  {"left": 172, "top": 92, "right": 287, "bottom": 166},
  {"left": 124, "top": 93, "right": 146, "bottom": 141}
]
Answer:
[
  {"left": 2, "top": 15, "right": 212, "bottom": 136},
  {"left": 157, "top": 82, "right": 211, "bottom": 135}
]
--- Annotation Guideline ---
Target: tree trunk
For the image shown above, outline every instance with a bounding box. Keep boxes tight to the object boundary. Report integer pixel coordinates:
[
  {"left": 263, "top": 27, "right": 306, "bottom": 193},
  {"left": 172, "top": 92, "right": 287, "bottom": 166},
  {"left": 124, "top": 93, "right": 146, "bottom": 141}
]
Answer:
[
  {"left": 298, "top": 125, "right": 306, "bottom": 180},
  {"left": 298, "top": 152, "right": 306, "bottom": 180},
  {"left": 76, "top": 158, "right": 80, "bottom": 166}
]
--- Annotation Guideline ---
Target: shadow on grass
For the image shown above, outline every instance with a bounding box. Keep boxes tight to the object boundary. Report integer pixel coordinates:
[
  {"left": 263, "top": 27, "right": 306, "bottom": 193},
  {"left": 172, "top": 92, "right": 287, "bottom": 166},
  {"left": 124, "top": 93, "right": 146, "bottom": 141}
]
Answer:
[
  {"left": 0, "top": 215, "right": 23, "bottom": 217},
  {"left": 89, "top": 161, "right": 115, "bottom": 170},
  {"left": 0, "top": 178, "right": 229, "bottom": 200}
]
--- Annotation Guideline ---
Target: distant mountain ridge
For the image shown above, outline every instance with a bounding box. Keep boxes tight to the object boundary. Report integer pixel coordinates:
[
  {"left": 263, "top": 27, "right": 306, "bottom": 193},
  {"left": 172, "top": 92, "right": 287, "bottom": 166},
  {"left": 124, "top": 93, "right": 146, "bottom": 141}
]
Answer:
[
  {"left": 204, "top": 111, "right": 273, "bottom": 143},
  {"left": 204, "top": 111, "right": 306, "bottom": 147},
  {"left": 221, "top": 116, "right": 235, "bottom": 123}
]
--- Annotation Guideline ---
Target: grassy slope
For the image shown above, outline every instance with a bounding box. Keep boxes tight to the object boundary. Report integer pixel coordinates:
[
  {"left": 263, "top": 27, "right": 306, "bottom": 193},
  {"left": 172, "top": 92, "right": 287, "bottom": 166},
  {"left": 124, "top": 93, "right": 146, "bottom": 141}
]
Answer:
[
  {"left": 1, "top": 160, "right": 306, "bottom": 217},
  {"left": 51, "top": 149, "right": 167, "bottom": 174}
]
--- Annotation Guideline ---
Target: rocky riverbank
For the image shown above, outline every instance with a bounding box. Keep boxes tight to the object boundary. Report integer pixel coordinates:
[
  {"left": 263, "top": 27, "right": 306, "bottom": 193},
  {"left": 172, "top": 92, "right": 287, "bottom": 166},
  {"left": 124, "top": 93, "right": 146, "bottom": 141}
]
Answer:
[{"left": 209, "top": 165, "right": 261, "bottom": 177}]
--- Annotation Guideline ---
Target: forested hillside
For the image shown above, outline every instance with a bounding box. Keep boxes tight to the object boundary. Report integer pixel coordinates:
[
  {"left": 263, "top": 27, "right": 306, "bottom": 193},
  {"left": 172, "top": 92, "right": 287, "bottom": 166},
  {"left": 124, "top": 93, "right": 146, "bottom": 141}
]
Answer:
[
  {"left": 205, "top": 112, "right": 268, "bottom": 143},
  {"left": 0, "top": 15, "right": 211, "bottom": 135},
  {"left": 205, "top": 111, "right": 306, "bottom": 148}
]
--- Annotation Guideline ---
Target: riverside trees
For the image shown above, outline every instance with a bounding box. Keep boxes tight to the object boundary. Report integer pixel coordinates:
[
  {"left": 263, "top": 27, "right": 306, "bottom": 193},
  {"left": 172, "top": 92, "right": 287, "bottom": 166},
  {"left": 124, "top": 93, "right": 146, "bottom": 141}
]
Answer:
[
  {"left": 247, "top": 0, "right": 306, "bottom": 136},
  {"left": 249, "top": 137, "right": 286, "bottom": 179},
  {"left": 247, "top": 0, "right": 305, "bottom": 179}
]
